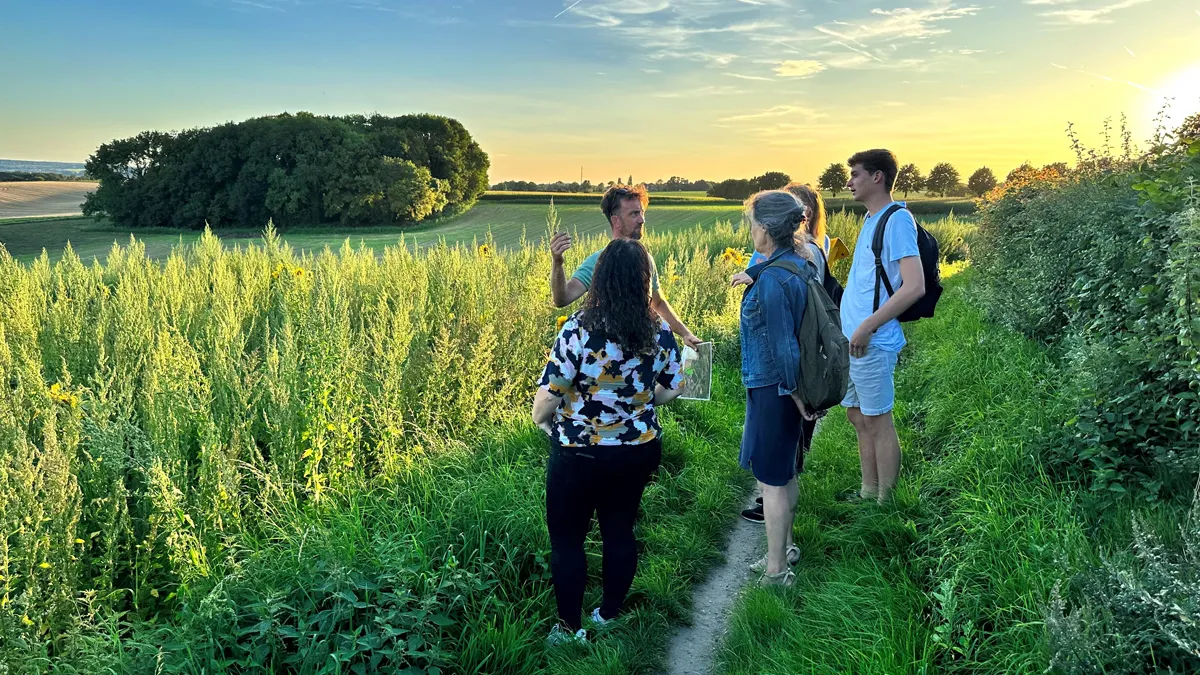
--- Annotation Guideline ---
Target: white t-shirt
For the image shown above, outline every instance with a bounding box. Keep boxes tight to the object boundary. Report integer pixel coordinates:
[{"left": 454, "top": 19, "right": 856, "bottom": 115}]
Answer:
[{"left": 840, "top": 203, "right": 920, "bottom": 352}]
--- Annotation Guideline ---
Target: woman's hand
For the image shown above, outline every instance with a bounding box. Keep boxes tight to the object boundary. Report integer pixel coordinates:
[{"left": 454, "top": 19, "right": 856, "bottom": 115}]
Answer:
[
  {"left": 730, "top": 271, "right": 752, "bottom": 288},
  {"left": 791, "top": 393, "right": 818, "bottom": 421}
]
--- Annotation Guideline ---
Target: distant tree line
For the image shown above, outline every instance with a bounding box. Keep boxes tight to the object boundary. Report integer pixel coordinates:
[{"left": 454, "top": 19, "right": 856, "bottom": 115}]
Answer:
[
  {"left": 817, "top": 161, "right": 1027, "bottom": 199},
  {"left": 491, "top": 176, "right": 716, "bottom": 193},
  {"left": 706, "top": 171, "right": 791, "bottom": 200},
  {"left": 83, "top": 112, "right": 490, "bottom": 229},
  {"left": 0, "top": 171, "right": 92, "bottom": 182}
]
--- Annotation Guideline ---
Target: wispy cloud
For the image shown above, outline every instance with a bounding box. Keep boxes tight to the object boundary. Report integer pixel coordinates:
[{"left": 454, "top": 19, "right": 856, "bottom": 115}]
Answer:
[
  {"left": 1038, "top": 0, "right": 1152, "bottom": 25},
  {"left": 1050, "top": 62, "right": 1157, "bottom": 91},
  {"left": 775, "top": 60, "right": 826, "bottom": 78},
  {"left": 719, "top": 105, "right": 825, "bottom": 122},
  {"left": 653, "top": 85, "right": 745, "bottom": 98},
  {"left": 725, "top": 72, "right": 773, "bottom": 82},
  {"left": 520, "top": 0, "right": 985, "bottom": 85}
]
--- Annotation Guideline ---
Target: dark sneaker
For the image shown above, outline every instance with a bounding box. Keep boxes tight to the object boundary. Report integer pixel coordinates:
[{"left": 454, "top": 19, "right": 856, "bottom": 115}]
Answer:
[
  {"left": 755, "top": 496, "right": 763, "bottom": 505},
  {"left": 740, "top": 503, "right": 765, "bottom": 523}
]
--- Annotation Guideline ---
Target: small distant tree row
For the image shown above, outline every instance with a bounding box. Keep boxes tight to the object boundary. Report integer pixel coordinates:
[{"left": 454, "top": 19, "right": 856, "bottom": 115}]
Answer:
[
  {"left": 817, "top": 161, "right": 1002, "bottom": 198},
  {"left": 490, "top": 176, "right": 716, "bottom": 194},
  {"left": 706, "top": 171, "right": 791, "bottom": 200}
]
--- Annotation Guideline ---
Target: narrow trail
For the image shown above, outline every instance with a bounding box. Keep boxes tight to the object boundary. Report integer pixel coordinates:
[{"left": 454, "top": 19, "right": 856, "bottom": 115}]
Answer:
[{"left": 663, "top": 491, "right": 763, "bottom": 675}]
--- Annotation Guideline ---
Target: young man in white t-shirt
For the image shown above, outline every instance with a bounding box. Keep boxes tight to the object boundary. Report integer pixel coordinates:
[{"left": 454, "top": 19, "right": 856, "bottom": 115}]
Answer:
[{"left": 839, "top": 149, "right": 926, "bottom": 504}]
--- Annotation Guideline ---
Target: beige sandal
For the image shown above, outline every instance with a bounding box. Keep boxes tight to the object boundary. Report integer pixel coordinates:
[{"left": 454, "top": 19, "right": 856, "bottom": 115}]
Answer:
[
  {"left": 749, "top": 545, "right": 800, "bottom": 573},
  {"left": 759, "top": 569, "right": 795, "bottom": 587}
]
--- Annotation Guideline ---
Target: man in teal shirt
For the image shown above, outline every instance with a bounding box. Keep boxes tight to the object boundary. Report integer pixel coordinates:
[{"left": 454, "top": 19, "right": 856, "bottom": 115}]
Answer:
[{"left": 549, "top": 185, "right": 702, "bottom": 349}]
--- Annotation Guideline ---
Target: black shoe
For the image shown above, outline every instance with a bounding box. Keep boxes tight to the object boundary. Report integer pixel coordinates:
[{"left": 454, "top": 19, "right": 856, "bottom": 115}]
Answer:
[
  {"left": 740, "top": 503, "right": 765, "bottom": 523},
  {"left": 755, "top": 496, "right": 763, "bottom": 505}
]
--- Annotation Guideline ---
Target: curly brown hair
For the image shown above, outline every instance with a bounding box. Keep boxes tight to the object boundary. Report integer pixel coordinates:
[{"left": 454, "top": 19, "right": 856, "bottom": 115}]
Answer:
[
  {"left": 600, "top": 184, "right": 650, "bottom": 223},
  {"left": 579, "top": 239, "right": 659, "bottom": 354}
]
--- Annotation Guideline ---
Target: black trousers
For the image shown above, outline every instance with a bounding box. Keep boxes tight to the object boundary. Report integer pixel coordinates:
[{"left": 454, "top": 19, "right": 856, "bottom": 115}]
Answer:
[
  {"left": 795, "top": 415, "right": 817, "bottom": 474},
  {"left": 545, "top": 437, "right": 662, "bottom": 630}
]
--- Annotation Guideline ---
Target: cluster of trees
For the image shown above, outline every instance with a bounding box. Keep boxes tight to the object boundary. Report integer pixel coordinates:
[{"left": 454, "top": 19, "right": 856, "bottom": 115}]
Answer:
[
  {"left": 83, "top": 112, "right": 490, "bottom": 229},
  {"left": 817, "top": 162, "right": 1009, "bottom": 199},
  {"left": 705, "top": 171, "right": 791, "bottom": 200},
  {"left": 490, "top": 175, "right": 715, "bottom": 193}
]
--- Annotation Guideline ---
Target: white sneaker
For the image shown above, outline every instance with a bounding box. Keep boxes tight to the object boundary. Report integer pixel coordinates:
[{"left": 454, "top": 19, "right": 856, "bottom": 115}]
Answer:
[
  {"left": 590, "top": 607, "right": 610, "bottom": 627},
  {"left": 749, "top": 545, "right": 800, "bottom": 573},
  {"left": 546, "top": 624, "right": 588, "bottom": 647}
]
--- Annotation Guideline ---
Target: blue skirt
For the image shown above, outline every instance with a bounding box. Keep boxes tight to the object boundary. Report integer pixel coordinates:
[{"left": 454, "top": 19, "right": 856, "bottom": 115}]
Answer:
[{"left": 739, "top": 386, "right": 803, "bottom": 487}]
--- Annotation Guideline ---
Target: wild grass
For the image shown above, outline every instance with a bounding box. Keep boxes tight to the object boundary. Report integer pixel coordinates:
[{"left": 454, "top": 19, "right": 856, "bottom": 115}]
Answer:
[{"left": 715, "top": 267, "right": 1116, "bottom": 674}]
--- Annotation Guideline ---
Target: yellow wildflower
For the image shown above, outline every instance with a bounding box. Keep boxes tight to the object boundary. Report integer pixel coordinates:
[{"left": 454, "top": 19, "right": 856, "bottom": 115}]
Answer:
[
  {"left": 74, "top": 538, "right": 85, "bottom": 545},
  {"left": 38, "top": 562, "right": 51, "bottom": 569},
  {"left": 478, "top": 244, "right": 492, "bottom": 257},
  {"left": 555, "top": 316, "right": 568, "bottom": 331},
  {"left": 48, "top": 383, "right": 78, "bottom": 408},
  {"left": 21, "top": 615, "right": 33, "bottom": 627},
  {"left": 293, "top": 267, "right": 305, "bottom": 278}
]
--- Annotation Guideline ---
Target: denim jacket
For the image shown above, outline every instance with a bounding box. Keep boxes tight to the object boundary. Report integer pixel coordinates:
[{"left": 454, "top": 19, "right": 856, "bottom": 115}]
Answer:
[{"left": 740, "top": 248, "right": 810, "bottom": 395}]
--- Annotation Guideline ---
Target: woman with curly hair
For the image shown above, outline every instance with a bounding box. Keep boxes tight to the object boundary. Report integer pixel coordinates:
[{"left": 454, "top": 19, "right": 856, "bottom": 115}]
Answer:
[{"left": 532, "top": 238, "right": 685, "bottom": 645}]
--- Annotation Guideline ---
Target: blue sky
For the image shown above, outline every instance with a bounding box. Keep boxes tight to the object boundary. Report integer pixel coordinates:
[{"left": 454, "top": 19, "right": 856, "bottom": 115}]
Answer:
[{"left": 3, "top": 0, "right": 1198, "bottom": 184}]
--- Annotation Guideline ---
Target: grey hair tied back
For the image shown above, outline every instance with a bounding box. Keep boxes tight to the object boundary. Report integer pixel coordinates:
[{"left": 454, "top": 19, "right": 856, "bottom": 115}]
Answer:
[{"left": 748, "top": 190, "right": 807, "bottom": 251}]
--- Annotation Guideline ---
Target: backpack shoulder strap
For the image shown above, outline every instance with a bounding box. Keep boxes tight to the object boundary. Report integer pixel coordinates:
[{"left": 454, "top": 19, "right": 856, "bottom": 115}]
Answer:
[
  {"left": 763, "top": 257, "right": 803, "bottom": 277},
  {"left": 811, "top": 244, "right": 835, "bottom": 283},
  {"left": 872, "top": 204, "right": 904, "bottom": 312}
]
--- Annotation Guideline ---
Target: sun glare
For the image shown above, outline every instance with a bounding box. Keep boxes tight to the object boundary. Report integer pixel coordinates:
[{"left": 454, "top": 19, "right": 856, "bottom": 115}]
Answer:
[{"left": 1149, "top": 62, "right": 1200, "bottom": 133}]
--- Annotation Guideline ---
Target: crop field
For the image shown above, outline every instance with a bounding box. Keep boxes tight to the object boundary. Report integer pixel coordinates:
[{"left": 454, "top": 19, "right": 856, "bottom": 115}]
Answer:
[
  {"left": 0, "top": 200, "right": 969, "bottom": 266},
  {"left": 0, "top": 181, "right": 95, "bottom": 219}
]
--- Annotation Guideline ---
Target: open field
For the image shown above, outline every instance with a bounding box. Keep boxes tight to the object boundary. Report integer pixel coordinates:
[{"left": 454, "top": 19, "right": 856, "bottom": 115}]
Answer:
[
  {"left": 0, "top": 202, "right": 967, "bottom": 265},
  {"left": 0, "top": 181, "right": 94, "bottom": 218}
]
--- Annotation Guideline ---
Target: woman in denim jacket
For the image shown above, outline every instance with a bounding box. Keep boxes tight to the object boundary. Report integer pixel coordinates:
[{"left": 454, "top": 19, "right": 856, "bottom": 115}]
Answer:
[{"left": 736, "top": 189, "right": 816, "bottom": 586}]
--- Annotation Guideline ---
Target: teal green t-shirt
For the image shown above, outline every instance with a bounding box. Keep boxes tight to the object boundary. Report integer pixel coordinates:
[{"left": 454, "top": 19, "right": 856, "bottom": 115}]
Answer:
[{"left": 571, "top": 249, "right": 660, "bottom": 293}]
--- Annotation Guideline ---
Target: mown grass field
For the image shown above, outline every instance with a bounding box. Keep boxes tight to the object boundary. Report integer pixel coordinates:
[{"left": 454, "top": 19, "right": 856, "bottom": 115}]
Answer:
[{"left": 0, "top": 199, "right": 971, "bottom": 266}]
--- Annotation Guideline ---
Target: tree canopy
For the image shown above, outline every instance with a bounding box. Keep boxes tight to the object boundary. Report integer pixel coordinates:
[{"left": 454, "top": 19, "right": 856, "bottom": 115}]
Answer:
[
  {"left": 82, "top": 112, "right": 490, "bottom": 229},
  {"left": 818, "top": 163, "right": 849, "bottom": 197}
]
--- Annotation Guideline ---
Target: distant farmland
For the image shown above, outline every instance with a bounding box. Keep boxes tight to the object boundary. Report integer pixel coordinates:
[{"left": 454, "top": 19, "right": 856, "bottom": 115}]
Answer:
[{"left": 0, "top": 181, "right": 95, "bottom": 219}]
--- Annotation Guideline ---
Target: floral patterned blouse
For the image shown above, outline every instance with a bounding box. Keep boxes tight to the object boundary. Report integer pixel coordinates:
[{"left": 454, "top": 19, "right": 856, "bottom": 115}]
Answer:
[{"left": 538, "top": 313, "right": 684, "bottom": 447}]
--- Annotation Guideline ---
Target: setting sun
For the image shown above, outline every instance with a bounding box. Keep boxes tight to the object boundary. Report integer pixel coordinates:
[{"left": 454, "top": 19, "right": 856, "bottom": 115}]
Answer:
[{"left": 1149, "top": 61, "right": 1200, "bottom": 132}]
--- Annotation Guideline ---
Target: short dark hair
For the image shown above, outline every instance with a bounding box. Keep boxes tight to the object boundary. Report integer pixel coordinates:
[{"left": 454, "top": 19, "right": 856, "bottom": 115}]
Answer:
[
  {"left": 847, "top": 149, "right": 899, "bottom": 192},
  {"left": 600, "top": 184, "right": 649, "bottom": 223}
]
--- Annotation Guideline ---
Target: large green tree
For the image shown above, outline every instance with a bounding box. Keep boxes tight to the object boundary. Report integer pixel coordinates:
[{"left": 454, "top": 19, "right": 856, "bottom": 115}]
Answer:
[
  {"left": 925, "top": 162, "right": 961, "bottom": 197},
  {"left": 752, "top": 171, "right": 791, "bottom": 192},
  {"left": 967, "top": 167, "right": 998, "bottom": 197},
  {"left": 895, "top": 163, "right": 925, "bottom": 199},
  {"left": 818, "top": 163, "right": 848, "bottom": 197}
]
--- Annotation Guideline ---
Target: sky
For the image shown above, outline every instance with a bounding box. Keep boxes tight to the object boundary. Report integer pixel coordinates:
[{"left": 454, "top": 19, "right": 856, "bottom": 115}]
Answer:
[{"left": 2, "top": 0, "right": 1199, "bottom": 185}]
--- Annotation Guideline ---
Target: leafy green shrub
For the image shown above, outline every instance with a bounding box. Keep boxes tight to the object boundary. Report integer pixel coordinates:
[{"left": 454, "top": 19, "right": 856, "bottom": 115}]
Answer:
[
  {"left": 1046, "top": 497, "right": 1200, "bottom": 674},
  {"left": 973, "top": 134, "right": 1200, "bottom": 504}
]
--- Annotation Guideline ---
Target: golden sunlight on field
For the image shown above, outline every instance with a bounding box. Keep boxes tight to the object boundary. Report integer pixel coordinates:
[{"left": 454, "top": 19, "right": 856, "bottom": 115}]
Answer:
[{"left": 0, "top": 181, "right": 95, "bottom": 219}]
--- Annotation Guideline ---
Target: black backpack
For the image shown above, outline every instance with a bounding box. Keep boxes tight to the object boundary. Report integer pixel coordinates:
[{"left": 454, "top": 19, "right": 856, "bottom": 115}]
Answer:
[
  {"left": 871, "top": 204, "right": 943, "bottom": 322},
  {"left": 811, "top": 245, "right": 844, "bottom": 308}
]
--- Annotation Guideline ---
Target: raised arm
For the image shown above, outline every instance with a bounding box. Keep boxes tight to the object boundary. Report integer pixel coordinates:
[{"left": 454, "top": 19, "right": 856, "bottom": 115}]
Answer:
[
  {"left": 550, "top": 232, "right": 588, "bottom": 307},
  {"left": 650, "top": 287, "right": 701, "bottom": 349}
]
